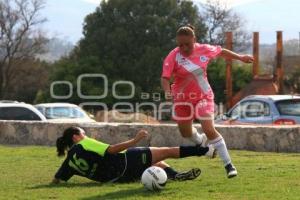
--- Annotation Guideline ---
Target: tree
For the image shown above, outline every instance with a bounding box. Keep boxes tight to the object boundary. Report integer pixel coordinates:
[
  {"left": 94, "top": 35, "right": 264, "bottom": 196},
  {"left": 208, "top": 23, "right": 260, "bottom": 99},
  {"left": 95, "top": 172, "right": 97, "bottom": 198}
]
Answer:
[
  {"left": 0, "top": 0, "right": 47, "bottom": 99},
  {"left": 46, "top": 0, "right": 207, "bottom": 106},
  {"left": 200, "top": 0, "right": 251, "bottom": 51},
  {"left": 38, "top": 37, "right": 74, "bottom": 62},
  {"left": 7, "top": 59, "right": 50, "bottom": 103},
  {"left": 79, "top": 0, "right": 206, "bottom": 92},
  {"left": 207, "top": 59, "right": 252, "bottom": 104}
]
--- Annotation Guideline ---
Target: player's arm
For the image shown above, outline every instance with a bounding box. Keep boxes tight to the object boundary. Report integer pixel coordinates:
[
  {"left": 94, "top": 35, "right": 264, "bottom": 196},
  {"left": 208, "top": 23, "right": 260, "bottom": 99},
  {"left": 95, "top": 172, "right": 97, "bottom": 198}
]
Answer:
[
  {"left": 218, "top": 48, "right": 254, "bottom": 63},
  {"left": 52, "top": 158, "right": 73, "bottom": 184},
  {"left": 107, "top": 130, "right": 149, "bottom": 154},
  {"left": 161, "top": 78, "right": 172, "bottom": 101},
  {"left": 161, "top": 51, "right": 175, "bottom": 101}
]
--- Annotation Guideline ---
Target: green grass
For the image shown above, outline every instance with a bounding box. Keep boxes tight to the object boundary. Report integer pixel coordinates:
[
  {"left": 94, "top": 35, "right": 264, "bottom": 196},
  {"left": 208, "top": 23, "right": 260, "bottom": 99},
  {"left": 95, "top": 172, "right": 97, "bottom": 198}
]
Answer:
[{"left": 0, "top": 146, "right": 299, "bottom": 200}]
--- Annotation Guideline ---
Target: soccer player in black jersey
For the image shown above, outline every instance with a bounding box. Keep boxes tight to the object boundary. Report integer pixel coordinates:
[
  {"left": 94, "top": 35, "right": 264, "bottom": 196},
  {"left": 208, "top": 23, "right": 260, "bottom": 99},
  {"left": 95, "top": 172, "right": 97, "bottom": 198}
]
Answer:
[{"left": 52, "top": 126, "right": 216, "bottom": 184}]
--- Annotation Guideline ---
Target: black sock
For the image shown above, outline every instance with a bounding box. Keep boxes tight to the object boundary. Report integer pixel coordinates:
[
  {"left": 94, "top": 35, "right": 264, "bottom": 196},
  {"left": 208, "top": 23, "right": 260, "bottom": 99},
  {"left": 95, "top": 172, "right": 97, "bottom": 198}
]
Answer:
[
  {"left": 179, "top": 145, "right": 209, "bottom": 158},
  {"left": 164, "top": 167, "right": 178, "bottom": 179}
]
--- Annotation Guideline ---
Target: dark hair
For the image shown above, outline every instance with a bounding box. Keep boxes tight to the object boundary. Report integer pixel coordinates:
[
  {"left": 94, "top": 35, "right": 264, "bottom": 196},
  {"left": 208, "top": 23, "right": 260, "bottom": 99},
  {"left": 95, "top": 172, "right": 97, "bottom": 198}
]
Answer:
[
  {"left": 176, "top": 24, "right": 195, "bottom": 37},
  {"left": 56, "top": 126, "right": 82, "bottom": 157}
]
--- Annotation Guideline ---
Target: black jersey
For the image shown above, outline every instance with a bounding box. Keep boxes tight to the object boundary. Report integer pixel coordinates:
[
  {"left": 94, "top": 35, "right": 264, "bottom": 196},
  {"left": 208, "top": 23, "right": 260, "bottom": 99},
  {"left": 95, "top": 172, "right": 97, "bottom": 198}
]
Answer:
[{"left": 55, "top": 137, "right": 127, "bottom": 182}]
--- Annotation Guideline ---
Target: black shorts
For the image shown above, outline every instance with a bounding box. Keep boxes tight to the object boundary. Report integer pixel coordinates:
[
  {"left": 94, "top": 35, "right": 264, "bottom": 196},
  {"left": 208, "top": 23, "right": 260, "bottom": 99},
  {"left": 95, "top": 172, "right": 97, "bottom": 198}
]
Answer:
[{"left": 117, "top": 147, "right": 152, "bottom": 182}]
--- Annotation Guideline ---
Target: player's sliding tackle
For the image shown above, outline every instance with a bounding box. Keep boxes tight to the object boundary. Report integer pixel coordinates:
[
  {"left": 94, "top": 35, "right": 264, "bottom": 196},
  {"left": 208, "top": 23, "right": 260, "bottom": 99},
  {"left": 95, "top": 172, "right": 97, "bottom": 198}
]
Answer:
[{"left": 52, "top": 126, "right": 216, "bottom": 184}]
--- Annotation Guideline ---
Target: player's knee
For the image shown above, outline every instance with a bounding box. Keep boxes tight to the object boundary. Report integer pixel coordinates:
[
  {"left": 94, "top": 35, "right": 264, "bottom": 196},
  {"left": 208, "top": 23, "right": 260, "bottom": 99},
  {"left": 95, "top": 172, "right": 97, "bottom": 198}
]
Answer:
[
  {"left": 202, "top": 127, "right": 218, "bottom": 138},
  {"left": 178, "top": 127, "right": 193, "bottom": 138}
]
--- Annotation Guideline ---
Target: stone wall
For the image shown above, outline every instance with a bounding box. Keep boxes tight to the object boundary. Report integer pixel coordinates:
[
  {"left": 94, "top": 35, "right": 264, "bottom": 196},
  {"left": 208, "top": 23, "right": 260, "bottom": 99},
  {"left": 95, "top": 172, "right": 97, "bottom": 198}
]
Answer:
[{"left": 0, "top": 121, "right": 300, "bottom": 153}]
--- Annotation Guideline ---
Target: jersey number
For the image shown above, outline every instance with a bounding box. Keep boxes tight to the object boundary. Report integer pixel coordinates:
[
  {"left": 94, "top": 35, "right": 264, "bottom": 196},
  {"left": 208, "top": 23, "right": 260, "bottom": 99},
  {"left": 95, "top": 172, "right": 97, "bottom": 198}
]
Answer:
[{"left": 68, "top": 154, "right": 89, "bottom": 175}]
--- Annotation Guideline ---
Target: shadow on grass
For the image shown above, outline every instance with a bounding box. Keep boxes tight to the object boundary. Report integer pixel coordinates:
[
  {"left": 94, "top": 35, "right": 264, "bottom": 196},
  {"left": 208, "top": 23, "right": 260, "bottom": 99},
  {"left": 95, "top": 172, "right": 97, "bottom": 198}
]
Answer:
[
  {"left": 28, "top": 182, "right": 102, "bottom": 189},
  {"left": 79, "top": 187, "right": 165, "bottom": 200}
]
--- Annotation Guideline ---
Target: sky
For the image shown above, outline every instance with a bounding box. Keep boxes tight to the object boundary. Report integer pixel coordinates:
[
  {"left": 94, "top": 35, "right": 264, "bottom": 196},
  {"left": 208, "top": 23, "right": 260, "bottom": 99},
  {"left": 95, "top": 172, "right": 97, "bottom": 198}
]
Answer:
[{"left": 43, "top": 0, "right": 300, "bottom": 44}]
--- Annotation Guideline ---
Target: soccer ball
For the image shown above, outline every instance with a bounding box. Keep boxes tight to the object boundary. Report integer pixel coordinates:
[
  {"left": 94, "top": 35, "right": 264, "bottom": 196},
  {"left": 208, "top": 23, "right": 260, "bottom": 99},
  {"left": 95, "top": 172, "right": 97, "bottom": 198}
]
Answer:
[{"left": 141, "top": 166, "right": 168, "bottom": 191}]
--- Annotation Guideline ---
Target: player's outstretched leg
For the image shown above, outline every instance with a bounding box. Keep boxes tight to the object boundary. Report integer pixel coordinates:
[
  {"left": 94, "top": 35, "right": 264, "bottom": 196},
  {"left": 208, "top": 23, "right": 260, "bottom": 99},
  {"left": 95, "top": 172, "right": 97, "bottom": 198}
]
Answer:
[
  {"left": 147, "top": 145, "right": 215, "bottom": 181},
  {"left": 149, "top": 145, "right": 215, "bottom": 165}
]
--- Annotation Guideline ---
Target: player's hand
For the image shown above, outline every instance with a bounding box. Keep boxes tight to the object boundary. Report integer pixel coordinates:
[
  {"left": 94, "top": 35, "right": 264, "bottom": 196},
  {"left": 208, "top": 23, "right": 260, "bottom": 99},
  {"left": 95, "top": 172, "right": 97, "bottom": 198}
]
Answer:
[
  {"left": 134, "top": 130, "right": 149, "bottom": 143},
  {"left": 239, "top": 55, "right": 254, "bottom": 63},
  {"left": 165, "top": 91, "right": 173, "bottom": 102},
  {"left": 51, "top": 178, "right": 60, "bottom": 184}
]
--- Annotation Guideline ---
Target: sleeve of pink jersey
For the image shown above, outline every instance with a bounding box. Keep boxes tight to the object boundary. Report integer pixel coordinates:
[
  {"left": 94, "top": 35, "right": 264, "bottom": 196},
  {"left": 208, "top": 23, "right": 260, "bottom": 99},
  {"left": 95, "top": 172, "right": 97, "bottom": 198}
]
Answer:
[
  {"left": 204, "top": 44, "right": 222, "bottom": 59},
  {"left": 161, "top": 51, "right": 175, "bottom": 79}
]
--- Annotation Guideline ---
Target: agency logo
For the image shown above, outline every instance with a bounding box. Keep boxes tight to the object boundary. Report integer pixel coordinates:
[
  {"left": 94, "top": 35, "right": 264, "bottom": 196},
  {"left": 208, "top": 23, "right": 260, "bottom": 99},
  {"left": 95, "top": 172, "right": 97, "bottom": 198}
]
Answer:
[{"left": 200, "top": 56, "right": 208, "bottom": 63}]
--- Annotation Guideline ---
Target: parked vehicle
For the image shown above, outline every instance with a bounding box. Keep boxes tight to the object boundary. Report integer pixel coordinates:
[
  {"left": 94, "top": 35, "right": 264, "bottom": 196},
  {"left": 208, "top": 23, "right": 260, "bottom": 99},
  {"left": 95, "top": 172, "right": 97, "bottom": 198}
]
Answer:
[
  {"left": 35, "top": 103, "right": 95, "bottom": 123},
  {"left": 216, "top": 95, "right": 300, "bottom": 125},
  {"left": 0, "top": 101, "right": 47, "bottom": 121}
]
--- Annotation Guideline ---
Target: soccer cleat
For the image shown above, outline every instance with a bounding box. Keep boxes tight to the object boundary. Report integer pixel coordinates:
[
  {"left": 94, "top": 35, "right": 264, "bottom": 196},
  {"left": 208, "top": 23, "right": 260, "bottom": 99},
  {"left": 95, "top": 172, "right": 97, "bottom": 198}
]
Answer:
[
  {"left": 205, "top": 145, "right": 217, "bottom": 159},
  {"left": 225, "top": 163, "right": 238, "bottom": 178},
  {"left": 174, "top": 168, "right": 201, "bottom": 181}
]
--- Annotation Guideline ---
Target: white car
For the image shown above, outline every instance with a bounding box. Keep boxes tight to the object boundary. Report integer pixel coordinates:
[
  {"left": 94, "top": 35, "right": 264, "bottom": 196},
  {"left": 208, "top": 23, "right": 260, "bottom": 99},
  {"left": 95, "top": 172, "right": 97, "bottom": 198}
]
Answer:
[
  {"left": 35, "top": 103, "right": 95, "bottom": 123},
  {"left": 0, "top": 101, "right": 47, "bottom": 121}
]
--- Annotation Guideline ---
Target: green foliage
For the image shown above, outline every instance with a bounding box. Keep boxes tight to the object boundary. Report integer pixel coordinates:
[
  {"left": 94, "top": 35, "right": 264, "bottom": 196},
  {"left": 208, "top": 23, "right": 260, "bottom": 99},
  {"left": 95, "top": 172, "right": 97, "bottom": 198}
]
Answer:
[
  {"left": 208, "top": 59, "right": 252, "bottom": 104},
  {"left": 1, "top": 146, "right": 300, "bottom": 199},
  {"left": 207, "top": 59, "right": 227, "bottom": 103},
  {"left": 36, "top": 56, "right": 106, "bottom": 104},
  {"left": 232, "top": 63, "right": 252, "bottom": 93},
  {"left": 284, "top": 68, "right": 300, "bottom": 93}
]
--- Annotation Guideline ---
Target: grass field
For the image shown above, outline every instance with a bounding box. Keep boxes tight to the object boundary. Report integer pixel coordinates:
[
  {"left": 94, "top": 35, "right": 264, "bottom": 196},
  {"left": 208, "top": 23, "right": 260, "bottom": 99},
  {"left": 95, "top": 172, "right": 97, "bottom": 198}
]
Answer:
[{"left": 0, "top": 146, "right": 299, "bottom": 200}]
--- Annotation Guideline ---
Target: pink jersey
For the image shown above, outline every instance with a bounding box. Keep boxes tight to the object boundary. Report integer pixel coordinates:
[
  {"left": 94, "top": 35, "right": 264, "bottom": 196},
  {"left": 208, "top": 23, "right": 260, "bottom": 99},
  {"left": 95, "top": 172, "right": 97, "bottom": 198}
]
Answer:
[{"left": 162, "top": 43, "right": 222, "bottom": 103}]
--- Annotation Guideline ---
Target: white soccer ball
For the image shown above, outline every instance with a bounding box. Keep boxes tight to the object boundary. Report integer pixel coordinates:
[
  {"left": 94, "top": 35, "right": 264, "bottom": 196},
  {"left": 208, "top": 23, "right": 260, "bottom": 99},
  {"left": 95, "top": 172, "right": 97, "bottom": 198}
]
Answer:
[{"left": 141, "top": 166, "right": 168, "bottom": 191}]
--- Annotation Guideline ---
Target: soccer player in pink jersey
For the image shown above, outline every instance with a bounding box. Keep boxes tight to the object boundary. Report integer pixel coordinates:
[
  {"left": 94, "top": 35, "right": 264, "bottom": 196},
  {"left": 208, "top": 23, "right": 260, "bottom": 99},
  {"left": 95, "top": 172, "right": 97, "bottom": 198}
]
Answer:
[{"left": 161, "top": 25, "right": 254, "bottom": 178}]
